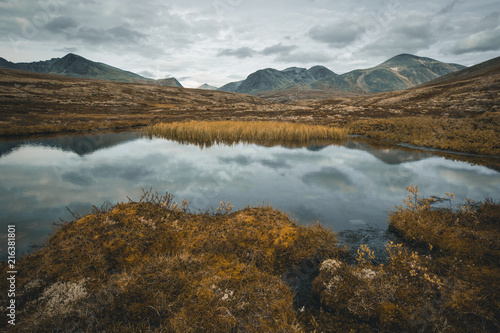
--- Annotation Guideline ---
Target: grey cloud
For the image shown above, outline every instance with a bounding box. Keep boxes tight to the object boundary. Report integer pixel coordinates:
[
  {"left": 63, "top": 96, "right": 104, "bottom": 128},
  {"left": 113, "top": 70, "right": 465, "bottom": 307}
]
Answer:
[
  {"left": 217, "top": 47, "right": 256, "bottom": 58},
  {"left": 261, "top": 43, "right": 298, "bottom": 56},
  {"left": 451, "top": 28, "right": 500, "bottom": 54},
  {"left": 74, "top": 26, "right": 111, "bottom": 44},
  {"left": 275, "top": 51, "right": 331, "bottom": 64},
  {"left": 308, "top": 21, "right": 364, "bottom": 47},
  {"left": 65, "top": 24, "right": 147, "bottom": 45},
  {"left": 44, "top": 17, "right": 78, "bottom": 33},
  {"left": 398, "top": 23, "right": 434, "bottom": 40},
  {"left": 54, "top": 47, "right": 78, "bottom": 53},
  {"left": 438, "top": 0, "right": 464, "bottom": 15},
  {"left": 361, "top": 16, "right": 438, "bottom": 56},
  {"left": 138, "top": 70, "right": 155, "bottom": 78},
  {"left": 108, "top": 24, "right": 147, "bottom": 42},
  {"left": 477, "top": 12, "right": 500, "bottom": 32}
]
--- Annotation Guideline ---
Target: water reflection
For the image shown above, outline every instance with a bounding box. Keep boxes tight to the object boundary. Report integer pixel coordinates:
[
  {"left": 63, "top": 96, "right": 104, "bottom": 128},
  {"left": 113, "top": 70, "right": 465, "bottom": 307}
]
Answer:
[{"left": 0, "top": 132, "right": 498, "bottom": 255}]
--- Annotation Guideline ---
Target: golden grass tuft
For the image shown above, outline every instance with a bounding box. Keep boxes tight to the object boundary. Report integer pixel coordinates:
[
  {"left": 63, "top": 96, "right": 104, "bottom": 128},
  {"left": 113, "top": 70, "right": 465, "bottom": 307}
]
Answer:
[
  {"left": 4, "top": 190, "right": 339, "bottom": 332},
  {"left": 309, "top": 186, "right": 500, "bottom": 332},
  {"left": 144, "top": 120, "right": 348, "bottom": 147}
]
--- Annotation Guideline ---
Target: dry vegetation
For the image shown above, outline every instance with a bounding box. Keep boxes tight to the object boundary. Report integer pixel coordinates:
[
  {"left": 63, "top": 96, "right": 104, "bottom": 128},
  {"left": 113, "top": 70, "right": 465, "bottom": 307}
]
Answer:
[
  {"left": 307, "top": 186, "right": 500, "bottom": 332},
  {"left": 145, "top": 120, "right": 347, "bottom": 147},
  {"left": 349, "top": 112, "right": 500, "bottom": 156},
  {"left": 0, "top": 191, "right": 340, "bottom": 332},
  {"left": 1, "top": 188, "right": 498, "bottom": 332}
]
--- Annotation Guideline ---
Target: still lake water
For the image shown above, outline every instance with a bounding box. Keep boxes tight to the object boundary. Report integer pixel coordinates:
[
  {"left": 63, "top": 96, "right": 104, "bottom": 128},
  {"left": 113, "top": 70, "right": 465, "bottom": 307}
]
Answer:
[{"left": 1, "top": 131, "right": 499, "bottom": 255}]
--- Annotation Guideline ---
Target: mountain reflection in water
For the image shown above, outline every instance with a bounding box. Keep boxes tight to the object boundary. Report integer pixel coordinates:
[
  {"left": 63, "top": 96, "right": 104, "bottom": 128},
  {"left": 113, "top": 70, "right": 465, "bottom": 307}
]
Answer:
[{"left": 0, "top": 131, "right": 498, "bottom": 255}]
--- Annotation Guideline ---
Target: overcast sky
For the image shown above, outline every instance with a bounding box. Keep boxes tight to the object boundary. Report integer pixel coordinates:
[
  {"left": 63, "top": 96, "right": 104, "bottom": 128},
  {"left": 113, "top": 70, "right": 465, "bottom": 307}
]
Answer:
[{"left": 1, "top": 0, "right": 499, "bottom": 88}]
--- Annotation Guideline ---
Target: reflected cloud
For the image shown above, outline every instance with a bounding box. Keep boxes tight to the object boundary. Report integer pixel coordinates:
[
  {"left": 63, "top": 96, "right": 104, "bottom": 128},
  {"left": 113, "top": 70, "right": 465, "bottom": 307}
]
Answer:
[
  {"left": 438, "top": 168, "right": 500, "bottom": 189},
  {"left": 302, "top": 167, "right": 355, "bottom": 192},
  {"left": 218, "top": 155, "right": 253, "bottom": 166},
  {"left": 258, "top": 158, "right": 291, "bottom": 170},
  {"left": 62, "top": 171, "right": 94, "bottom": 186},
  {"left": 120, "top": 166, "right": 153, "bottom": 182},
  {"left": 0, "top": 132, "right": 498, "bottom": 256}
]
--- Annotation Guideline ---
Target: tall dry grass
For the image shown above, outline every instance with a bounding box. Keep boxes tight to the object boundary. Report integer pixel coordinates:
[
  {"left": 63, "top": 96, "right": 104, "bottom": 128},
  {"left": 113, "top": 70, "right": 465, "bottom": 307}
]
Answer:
[{"left": 145, "top": 120, "right": 348, "bottom": 147}]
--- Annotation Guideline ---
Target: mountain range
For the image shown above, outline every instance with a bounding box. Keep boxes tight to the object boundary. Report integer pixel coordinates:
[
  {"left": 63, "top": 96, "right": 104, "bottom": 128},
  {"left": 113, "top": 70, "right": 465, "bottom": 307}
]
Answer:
[
  {"left": 0, "top": 53, "right": 468, "bottom": 97},
  {"left": 0, "top": 53, "right": 183, "bottom": 87},
  {"left": 219, "top": 54, "right": 466, "bottom": 97}
]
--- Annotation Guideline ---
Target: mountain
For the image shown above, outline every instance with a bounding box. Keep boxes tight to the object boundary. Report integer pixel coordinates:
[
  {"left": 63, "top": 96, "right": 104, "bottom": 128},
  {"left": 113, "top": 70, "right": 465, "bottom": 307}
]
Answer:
[
  {"left": 340, "top": 54, "right": 466, "bottom": 93},
  {"left": 0, "top": 57, "right": 59, "bottom": 72},
  {"left": 218, "top": 80, "right": 244, "bottom": 92},
  {"left": 219, "top": 65, "right": 336, "bottom": 95},
  {"left": 218, "top": 54, "right": 466, "bottom": 99},
  {"left": 197, "top": 83, "right": 218, "bottom": 90},
  {"left": 354, "top": 55, "right": 500, "bottom": 112},
  {"left": 0, "top": 53, "right": 183, "bottom": 88},
  {"left": 156, "top": 78, "right": 183, "bottom": 88}
]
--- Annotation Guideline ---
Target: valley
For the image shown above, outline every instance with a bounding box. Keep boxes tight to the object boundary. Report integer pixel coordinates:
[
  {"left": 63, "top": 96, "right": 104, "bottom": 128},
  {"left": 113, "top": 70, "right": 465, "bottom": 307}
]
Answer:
[
  {"left": 0, "top": 52, "right": 499, "bottom": 333},
  {"left": 1, "top": 54, "right": 498, "bottom": 158}
]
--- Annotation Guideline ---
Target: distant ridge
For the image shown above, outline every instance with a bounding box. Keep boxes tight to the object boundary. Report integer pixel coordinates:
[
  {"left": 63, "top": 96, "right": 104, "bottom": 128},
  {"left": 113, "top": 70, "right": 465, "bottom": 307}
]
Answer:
[
  {"left": 218, "top": 65, "right": 336, "bottom": 95},
  {"left": 420, "top": 55, "right": 500, "bottom": 86},
  {"left": 197, "top": 83, "right": 218, "bottom": 90},
  {"left": 340, "top": 54, "right": 466, "bottom": 93},
  {"left": 219, "top": 54, "right": 466, "bottom": 98},
  {"left": 352, "top": 55, "right": 499, "bottom": 113},
  {"left": 0, "top": 53, "right": 183, "bottom": 87}
]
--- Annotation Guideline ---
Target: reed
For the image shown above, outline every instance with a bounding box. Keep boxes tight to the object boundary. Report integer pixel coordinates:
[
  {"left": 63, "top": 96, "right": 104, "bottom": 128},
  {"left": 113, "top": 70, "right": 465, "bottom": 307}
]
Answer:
[{"left": 145, "top": 120, "right": 348, "bottom": 147}]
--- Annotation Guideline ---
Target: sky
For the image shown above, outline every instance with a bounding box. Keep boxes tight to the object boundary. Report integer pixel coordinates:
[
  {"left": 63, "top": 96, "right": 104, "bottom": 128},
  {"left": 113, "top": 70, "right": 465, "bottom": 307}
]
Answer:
[{"left": 0, "top": 0, "right": 499, "bottom": 88}]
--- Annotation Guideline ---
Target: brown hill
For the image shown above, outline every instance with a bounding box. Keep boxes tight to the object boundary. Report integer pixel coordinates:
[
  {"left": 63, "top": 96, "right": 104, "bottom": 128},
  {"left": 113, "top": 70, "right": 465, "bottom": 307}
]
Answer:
[
  {"left": 0, "top": 68, "right": 281, "bottom": 136},
  {"left": 348, "top": 56, "right": 500, "bottom": 115}
]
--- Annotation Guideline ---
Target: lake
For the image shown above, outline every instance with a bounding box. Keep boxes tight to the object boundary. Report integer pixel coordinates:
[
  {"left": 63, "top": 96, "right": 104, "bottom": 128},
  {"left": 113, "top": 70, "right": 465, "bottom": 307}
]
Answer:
[{"left": 1, "top": 131, "right": 499, "bottom": 256}]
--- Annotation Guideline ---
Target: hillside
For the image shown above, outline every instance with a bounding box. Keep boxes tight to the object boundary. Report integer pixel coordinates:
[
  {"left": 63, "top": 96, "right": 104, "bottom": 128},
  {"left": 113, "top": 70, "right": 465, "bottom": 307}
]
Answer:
[
  {"left": 0, "top": 68, "right": 280, "bottom": 137},
  {"left": 340, "top": 53, "right": 465, "bottom": 93},
  {"left": 0, "top": 53, "right": 183, "bottom": 87},
  {"left": 220, "top": 54, "right": 466, "bottom": 100},
  {"left": 348, "top": 55, "right": 499, "bottom": 113}
]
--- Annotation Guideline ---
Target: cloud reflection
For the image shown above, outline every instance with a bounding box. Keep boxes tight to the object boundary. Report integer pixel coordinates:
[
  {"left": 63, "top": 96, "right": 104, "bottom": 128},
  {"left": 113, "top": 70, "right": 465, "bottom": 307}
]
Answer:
[{"left": 0, "top": 132, "right": 498, "bottom": 255}]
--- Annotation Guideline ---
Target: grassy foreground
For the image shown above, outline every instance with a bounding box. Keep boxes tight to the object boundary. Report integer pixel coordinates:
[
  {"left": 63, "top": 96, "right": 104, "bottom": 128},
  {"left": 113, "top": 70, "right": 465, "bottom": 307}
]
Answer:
[
  {"left": 145, "top": 120, "right": 348, "bottom": 147},
  {"left": 1, "top": 188, "right": 499, "bottom": 332}
]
